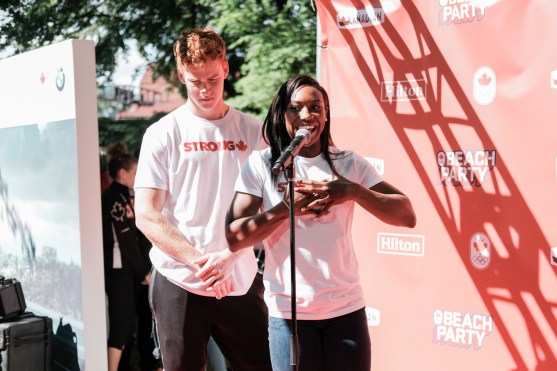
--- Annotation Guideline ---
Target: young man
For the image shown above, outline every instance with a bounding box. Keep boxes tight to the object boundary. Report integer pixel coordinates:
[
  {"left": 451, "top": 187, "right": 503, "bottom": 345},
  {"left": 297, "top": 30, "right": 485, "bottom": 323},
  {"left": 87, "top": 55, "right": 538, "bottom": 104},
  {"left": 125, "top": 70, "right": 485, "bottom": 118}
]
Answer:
[{"left": 134, "top": 28, "right": 272, "bottom": 371}]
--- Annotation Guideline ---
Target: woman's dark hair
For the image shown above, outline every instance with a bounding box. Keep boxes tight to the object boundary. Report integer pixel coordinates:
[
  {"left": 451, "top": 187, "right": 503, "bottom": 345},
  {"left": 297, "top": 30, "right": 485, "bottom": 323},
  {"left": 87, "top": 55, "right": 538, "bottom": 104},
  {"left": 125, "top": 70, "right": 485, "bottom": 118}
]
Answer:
[
  {"left": 262, "top": 74, "right": 343, "bottom": 183},
  {"left": 107, "top": 142, "right": 136, "bottom": 180}
]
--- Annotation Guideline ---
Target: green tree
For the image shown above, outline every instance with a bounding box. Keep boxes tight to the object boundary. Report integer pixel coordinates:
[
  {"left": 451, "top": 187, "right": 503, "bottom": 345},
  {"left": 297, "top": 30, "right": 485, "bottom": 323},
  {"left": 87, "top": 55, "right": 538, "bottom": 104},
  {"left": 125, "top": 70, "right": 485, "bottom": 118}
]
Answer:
[
  {"left": 213, "top": 0, "right": 317, "bottom": 116},
  {"left": 0, "top": 0, "right": 214, "bottom": 81},
  {"left": 0, "top": 0, "right": 317, "bottom": 118},
  {"left": 97, "top": 116, "right": 158, "bottom": 153}
]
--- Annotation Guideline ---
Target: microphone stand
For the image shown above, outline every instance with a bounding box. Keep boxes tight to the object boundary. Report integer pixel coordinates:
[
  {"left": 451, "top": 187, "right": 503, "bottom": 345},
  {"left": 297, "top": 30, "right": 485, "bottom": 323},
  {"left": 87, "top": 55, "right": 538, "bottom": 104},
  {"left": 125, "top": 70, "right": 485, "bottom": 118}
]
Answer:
[{"left": 285, "top": 162, "right": 299, "bottom": 370}]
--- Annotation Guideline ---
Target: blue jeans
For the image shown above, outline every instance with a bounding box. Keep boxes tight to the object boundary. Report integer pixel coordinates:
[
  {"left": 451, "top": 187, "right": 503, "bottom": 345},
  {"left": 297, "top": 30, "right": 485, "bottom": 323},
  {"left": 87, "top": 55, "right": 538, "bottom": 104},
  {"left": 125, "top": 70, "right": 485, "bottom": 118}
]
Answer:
[{"left": 268, "top": 308, "right": 371, "bottom": 371}]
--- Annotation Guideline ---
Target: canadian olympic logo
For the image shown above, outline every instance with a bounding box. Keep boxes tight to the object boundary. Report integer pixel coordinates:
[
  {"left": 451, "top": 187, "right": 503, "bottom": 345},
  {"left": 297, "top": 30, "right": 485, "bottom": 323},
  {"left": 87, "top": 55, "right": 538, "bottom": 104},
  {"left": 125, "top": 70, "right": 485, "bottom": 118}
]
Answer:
[{"left": 470, "top": 232, "right": 491, "bottom": 270}]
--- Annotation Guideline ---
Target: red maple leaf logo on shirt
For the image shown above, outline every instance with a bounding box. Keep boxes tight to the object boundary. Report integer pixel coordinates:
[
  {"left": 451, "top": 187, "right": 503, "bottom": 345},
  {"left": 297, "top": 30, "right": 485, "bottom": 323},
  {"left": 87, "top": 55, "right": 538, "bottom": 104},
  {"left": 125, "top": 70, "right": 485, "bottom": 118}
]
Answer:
[
  {"left": 236, "top": 140, "right": 248, "bottom": 152},
  {"left": 478, "top": 73, "right": 492, "bottom": 87}
]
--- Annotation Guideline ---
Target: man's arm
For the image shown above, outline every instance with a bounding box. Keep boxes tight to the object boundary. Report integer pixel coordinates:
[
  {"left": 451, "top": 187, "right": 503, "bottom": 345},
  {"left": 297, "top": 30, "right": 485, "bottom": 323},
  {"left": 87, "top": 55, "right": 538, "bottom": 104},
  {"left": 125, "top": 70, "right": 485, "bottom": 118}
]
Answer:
[
  {"left": 134, "top": 187, "right": 202, "bottom": 267},
  {"left": 135, "top": 187, "right": 238, "bottom": 299}
]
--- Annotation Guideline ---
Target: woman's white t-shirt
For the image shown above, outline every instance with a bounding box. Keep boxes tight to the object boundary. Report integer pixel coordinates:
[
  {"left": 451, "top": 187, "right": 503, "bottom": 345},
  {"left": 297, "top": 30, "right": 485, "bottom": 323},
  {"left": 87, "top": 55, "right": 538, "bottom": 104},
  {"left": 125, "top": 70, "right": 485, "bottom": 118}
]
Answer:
[{"left": 235, "top": 147, "right": 381, "bottom": 319}]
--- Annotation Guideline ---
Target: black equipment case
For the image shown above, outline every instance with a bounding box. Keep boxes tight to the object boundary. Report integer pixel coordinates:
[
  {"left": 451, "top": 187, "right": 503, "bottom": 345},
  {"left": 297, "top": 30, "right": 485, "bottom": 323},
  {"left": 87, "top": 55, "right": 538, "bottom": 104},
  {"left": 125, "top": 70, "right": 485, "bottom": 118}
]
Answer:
[
  {"left": 0, "top": 278, "right": 26, "bottom": 321},
  {"left": 0, "top": 314, "right": 53, "bottom": 371}
]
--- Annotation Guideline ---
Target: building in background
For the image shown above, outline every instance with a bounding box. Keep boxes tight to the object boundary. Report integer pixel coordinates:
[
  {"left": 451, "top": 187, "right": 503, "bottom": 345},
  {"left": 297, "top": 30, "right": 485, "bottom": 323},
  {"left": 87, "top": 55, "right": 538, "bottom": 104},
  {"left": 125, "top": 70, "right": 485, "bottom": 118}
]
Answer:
[
  {"left": 98, "top": 64, "right": 186, "bottom": 120},
  {"left": 115, "top": 65, "right": 186, "bottom": 120}
]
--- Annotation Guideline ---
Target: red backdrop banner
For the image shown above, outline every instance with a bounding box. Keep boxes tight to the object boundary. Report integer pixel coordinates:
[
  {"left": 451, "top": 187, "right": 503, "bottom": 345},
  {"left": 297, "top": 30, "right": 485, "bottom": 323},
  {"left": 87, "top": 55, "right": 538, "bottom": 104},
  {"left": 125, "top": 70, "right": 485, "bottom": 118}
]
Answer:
[{"left": 316, "top": 1, "right": 557, "bottom": 370}]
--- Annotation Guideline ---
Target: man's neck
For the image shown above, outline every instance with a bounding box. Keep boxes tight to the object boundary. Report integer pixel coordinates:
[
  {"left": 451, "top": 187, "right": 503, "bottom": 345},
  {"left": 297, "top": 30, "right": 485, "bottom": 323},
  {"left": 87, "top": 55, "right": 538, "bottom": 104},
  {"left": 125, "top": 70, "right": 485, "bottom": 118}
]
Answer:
[{"left": 186, "top": 100, "right": 229, "bottom": 121}]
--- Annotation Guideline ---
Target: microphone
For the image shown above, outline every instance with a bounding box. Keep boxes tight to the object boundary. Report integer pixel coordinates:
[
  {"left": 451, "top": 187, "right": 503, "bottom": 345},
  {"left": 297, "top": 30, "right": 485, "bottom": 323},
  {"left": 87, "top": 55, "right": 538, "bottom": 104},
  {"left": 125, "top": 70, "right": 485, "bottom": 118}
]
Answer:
[{"left": 272, "top": 129, "right": 311, "bottom": 174}]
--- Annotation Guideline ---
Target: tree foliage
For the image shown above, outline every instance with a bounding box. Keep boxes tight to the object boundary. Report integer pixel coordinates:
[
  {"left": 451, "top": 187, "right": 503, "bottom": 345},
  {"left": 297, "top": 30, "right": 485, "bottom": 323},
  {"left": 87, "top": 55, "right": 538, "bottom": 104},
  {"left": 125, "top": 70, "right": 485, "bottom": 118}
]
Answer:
[
  {"left": 98, "top": 115, "right": 163, "bottom": 153},
  {"left": 0, "top": 0, "right": 317, "bottom": 118},
  {"left": 212, "top": 0, "right": 317, "bottom": 115}
]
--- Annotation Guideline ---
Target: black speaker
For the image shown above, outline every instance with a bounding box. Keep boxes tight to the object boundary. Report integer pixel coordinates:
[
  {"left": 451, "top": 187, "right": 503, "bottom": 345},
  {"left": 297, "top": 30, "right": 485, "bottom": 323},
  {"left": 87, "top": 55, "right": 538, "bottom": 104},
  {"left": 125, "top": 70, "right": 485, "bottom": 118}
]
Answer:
[{"left": 0, "top": 277, "right": 27, "bottom": 321}]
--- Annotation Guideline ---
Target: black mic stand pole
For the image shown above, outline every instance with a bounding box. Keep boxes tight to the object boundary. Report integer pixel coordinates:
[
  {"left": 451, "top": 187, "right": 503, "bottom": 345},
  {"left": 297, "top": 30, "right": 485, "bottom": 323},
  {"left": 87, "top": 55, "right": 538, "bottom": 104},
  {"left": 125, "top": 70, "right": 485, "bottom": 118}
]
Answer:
[{"left": 285, "top": 162, "right": 299, "bottom": 370}]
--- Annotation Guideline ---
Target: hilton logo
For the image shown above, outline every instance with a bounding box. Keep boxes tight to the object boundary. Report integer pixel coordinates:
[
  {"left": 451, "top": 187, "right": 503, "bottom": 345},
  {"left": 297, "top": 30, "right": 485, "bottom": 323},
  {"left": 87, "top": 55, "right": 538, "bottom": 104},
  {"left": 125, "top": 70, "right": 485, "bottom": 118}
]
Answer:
[
  {"left": 381, "top": 79, "right": 427, "bottom": 102},
  {"left": 377, "top": 233, "right": 425, "bottom": 257}
]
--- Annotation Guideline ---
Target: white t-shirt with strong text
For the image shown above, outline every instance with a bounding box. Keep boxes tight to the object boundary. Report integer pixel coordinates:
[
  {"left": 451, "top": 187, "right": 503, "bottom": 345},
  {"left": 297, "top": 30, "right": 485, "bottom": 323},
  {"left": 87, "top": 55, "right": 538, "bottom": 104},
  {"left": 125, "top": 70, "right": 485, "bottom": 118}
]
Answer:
[{"left": 135, "top": 105, "right": 265, "bottom": 296}]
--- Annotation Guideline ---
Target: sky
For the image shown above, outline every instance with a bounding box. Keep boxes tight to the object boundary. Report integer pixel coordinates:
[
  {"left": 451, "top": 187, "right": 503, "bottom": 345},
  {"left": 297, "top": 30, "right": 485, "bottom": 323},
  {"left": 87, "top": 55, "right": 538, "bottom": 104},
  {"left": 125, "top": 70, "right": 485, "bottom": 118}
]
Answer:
[{"left": 111, "top": 39, "right": 148, "bottom": 87}]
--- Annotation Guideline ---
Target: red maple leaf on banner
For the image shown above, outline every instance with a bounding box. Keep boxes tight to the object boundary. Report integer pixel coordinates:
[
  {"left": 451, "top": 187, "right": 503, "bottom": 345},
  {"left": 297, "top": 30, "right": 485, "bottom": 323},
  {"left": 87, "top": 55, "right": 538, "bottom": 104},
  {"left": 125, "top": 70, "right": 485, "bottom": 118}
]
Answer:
[
  {"left": 474, "top": 238, "right": 488, "bottom": 253},
  {"left": 339, "top": 16, "right": 348, "bottom": 27},
  {"left": 236, "top": 140, "right": 247, "bottom": 152},
  {"left": 478, "top": 73, "right": 492, "bottom": 86}
]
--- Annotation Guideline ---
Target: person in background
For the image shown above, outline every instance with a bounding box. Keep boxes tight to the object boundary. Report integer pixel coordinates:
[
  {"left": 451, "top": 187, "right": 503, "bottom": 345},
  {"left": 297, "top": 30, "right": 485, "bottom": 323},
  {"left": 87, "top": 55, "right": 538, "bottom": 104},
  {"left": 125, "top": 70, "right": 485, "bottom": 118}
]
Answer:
[
  {"left": 102, "top": 142, "right": 152, "bottom": 371},
  {"left": 225, "top": 74, "right": 417, "bottom": 371},
  {"left": 99, "top": 147, "right": 112, "bottom": 193},
  {"left": 134, "top": 28, "right": 272, "bottom": 370}
]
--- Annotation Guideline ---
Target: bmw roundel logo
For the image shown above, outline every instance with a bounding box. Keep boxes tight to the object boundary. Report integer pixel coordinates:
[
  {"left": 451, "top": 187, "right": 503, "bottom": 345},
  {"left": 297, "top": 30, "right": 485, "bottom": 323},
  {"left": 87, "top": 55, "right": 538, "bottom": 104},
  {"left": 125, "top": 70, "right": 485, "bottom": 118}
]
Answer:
[{"left": 56, "top": 67, "right": 65, "bottom": 91}]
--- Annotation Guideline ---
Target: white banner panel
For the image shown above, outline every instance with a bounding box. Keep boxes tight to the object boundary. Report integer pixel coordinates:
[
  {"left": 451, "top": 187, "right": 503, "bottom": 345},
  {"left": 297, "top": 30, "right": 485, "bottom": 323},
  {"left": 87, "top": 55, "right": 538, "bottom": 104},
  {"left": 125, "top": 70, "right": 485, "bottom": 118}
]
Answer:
[{"left": 0, "top": 39, "right": 106, "bottom": 370}]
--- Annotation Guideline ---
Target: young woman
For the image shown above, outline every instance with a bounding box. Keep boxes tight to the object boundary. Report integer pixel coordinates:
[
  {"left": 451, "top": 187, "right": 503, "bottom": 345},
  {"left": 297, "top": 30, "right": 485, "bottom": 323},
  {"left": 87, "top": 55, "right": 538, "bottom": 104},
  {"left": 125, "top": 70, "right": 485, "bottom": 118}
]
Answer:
[
  {"left": 225, "top": 75, "right": 417, "bottom": 370},
  {"left": 102, "top": 143, "right": 152, "bottom": 371}
]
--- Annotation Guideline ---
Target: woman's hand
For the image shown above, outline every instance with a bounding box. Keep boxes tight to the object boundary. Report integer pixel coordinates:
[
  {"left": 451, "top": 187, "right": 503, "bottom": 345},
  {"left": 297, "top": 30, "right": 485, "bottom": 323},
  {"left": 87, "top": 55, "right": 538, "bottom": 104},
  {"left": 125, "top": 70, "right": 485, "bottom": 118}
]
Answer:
[
  {"left": 294, "top": 177, "right": 358, "bottom": 217},
  {"left": 281, "top": 182, "right": 328, "bottom": 218},
  {"left": 295, "top": 178, "right": 417, "bottom": 228}
]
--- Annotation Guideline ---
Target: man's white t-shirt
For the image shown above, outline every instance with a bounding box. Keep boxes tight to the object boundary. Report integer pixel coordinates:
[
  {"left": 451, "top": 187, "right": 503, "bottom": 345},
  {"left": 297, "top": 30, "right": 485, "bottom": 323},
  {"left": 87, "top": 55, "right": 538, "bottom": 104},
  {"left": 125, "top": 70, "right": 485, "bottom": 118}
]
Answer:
[
  {"left": 135, "top": 105, "right": 265, "bottom": 296},
  {"left": 235, "top": 147, "right": 382, "bottom": 320}
]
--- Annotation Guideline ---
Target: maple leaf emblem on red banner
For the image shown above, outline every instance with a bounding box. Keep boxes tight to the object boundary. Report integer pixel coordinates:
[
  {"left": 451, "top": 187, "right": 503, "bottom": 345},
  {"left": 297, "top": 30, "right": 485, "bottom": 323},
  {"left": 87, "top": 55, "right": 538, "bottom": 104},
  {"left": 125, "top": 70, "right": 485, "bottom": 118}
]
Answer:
[
  {"left": 236, "top": 140, "right": 247, "bottom": 152},
  {"left": 478, "top": 73, "right": 492, "bottom": 86},
  {"left": 337, "top": 16, "right": 349, "bottom": 27},
  {"left": 474, "top": 238, "right": 488, "bottom": 253}
]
